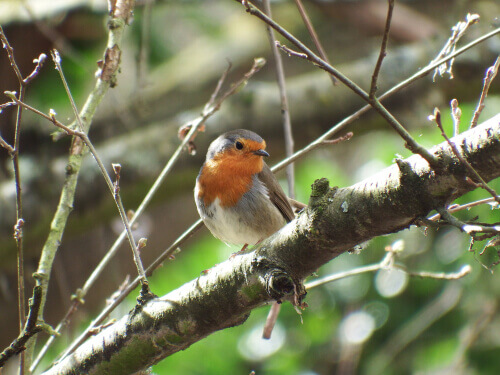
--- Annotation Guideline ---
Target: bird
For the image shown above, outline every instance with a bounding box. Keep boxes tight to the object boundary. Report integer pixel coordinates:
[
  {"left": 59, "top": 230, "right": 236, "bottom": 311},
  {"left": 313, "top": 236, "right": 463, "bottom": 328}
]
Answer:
[{"left": 195, "top": 129, "right": 295, "bottom": 251}]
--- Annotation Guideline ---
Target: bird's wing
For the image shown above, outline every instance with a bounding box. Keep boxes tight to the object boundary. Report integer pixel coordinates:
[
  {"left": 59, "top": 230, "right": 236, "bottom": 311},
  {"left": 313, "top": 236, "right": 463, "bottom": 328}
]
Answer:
[{"left": 258, "top": 164, "right": 295, "bottom": 223}]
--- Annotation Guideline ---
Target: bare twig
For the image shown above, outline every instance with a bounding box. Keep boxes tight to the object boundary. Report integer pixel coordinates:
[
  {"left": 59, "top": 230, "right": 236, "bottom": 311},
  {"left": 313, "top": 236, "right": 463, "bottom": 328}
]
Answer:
[
  {"left": 450, "top": 98, "right": 462, "bottom": 136},
  {"left": 305, "top": 251, "right": 396, "bottom": 290},
  {"left": 51, "top": 50, "right": 150, "bottom": 287},
  {"left": 470, "top": 56, "right": 500, "bottom": 128},
  {"left": 305, "top": 248, "right": 470, "bottom": 290},
  {"left": 401, "top": 264, "right": 472, "bottom": 280},
  {"left": 430, "top": 107, "right": 500, "bottom": 204},
  {"left": 262, "top": 302, "right": 281, "bottom": 339},
  {"left": 370, "top": 0, "right": 395, "bottom": 98},
  {"left": 293, "top": 0, "right": 337, "bottom": 85},
  {"left": 319, "top": 132, "right": 354, "bottom": 146},
  {"left": 178, "top": 60, "right": 232, "bottom": 155},
  {"left": 428, "top": 197, "right": 498, "bottom": 221},
  {"left": 0, "top": 34, "right": 26, "bottom": 357},
  {"left": 263, "top": 0, "right": 295, "bottom": 198},
  {"left": 276, "top": 43, "right": 308, "bottom": 59},
  {"left": 437, "top": 208, "right": 500, "bottom": 235},
  {"left": 0, "top": 133, "right": 14, "bottom": 153},
  {"left": 50, "top": 50, "right": 83, "bottom": 132}
]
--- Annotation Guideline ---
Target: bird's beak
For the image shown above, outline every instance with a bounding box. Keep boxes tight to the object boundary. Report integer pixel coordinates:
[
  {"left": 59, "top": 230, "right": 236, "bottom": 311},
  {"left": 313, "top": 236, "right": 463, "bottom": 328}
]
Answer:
[{"left": 253, "top": 149, "right": 269, "bottom": 157}]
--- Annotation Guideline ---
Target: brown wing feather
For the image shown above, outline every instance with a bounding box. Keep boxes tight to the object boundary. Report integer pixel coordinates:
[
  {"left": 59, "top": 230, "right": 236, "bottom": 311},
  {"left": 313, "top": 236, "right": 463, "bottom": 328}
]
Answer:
[{"left": 258, "top": 164, "right": 295, "bottom": 222}]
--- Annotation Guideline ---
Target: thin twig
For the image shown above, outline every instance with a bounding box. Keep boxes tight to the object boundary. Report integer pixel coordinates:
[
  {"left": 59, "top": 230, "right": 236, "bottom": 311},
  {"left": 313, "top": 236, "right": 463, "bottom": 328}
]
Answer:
[
  {"left": 305, "top": 251, "right": 395, "bottom": 290},
  {"left": 428, "top": 197, "right": 498, "bottom": 221},
  {"left": 0, "top": 33, "right": 27, "bottom": 352},
  {"left": 263, "top": 0, "right": 295, "bottom": 197},
  {"left": 51, "top": 50, "right": 83, "bottom": 132},
  {"left": 430, "top": 107, "right": 500, "bottom": 204},
  {"left": 0, "top": 134, "right": 14, "bottom": 153},
  {"left": 305, "top": 250, "right": 470, "bottom": 290},
  {"left": 450, "top": 98, "right": 461, "bottom": 137},
  {"left": 242, "top": 0, "right": 439, "bottom": 169},
  {"left": 470, "top": 56, "right": 500, "bottom": 128},
  {"left": 293, "top": 0, "right": 337, "bottom": 85},
  {"left": 399, "top": 264, "right": 472, "bottom": 280},
  {"left": 437, "top": 208, "right": 500, "bottom": 235},
  {"left": 23, "top": 53, "right": 47, "bottom": 85},
  {"left": 370, "top": 0, "right": 395, "bottom": 98}
]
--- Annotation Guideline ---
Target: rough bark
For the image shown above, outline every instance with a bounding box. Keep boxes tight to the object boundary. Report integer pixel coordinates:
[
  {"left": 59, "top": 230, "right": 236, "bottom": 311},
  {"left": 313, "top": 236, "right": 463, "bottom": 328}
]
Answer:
[{"left": 42, "top": 115, "right": 500, "bottom": 375}]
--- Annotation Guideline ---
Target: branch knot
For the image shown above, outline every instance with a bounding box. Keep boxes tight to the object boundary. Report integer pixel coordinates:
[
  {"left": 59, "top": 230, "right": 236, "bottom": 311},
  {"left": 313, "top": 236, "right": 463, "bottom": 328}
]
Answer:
[
  {"left": 264, "top": 268, "right": 295, "bottom": 302},
  {"left": 308, "top": 178, "right": 337, "bottom": 209}
]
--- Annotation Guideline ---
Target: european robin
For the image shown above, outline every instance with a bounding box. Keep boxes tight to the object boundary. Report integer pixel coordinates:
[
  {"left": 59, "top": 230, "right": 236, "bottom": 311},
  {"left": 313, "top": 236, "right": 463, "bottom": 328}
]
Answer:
[{"left": 195, "top": 129, "right": 295, "bottom": 250}]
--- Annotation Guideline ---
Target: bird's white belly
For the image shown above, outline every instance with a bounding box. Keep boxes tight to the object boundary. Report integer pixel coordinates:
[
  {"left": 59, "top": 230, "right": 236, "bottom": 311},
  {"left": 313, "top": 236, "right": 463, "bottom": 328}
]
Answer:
[
  {"left": 195, "top": 182, "right": 287, "bottom": 246},
  {"left": 203, "top": 198, "right": 264, "bottom": 245}
]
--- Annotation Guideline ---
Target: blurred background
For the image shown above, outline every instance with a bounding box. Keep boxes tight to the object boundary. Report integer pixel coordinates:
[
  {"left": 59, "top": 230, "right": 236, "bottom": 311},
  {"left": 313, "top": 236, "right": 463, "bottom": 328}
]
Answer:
[{"left": 0, "top": 0, "right": 499, "bottom": 374}]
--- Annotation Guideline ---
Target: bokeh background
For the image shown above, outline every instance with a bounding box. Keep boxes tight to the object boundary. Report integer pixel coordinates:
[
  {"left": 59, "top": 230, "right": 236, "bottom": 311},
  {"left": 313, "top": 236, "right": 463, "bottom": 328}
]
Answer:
[{"left": 1, "top": 0, "right": 499, "bottom": 374}]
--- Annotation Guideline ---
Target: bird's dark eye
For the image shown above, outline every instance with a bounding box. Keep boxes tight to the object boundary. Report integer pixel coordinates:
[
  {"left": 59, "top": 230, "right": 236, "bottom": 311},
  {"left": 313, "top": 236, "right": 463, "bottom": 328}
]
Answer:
[{"left": 235, "top": 141, "right": 244, "bottom": 150}]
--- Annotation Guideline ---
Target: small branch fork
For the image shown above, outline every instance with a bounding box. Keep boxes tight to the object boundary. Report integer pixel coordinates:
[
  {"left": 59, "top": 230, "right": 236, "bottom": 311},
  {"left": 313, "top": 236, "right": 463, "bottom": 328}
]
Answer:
[
  {"left": 0, "top": 287, "right": 43, "bottom": 367},
  {"left": 241, "top": 0, "right": 440, "bottom": 169}
]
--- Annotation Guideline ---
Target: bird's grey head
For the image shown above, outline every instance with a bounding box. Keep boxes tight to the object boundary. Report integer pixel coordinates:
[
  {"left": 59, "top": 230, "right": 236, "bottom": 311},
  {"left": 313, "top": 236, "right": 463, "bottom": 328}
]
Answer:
[{"left": 206, "top": 129, "right": 264, "bottom": 160}]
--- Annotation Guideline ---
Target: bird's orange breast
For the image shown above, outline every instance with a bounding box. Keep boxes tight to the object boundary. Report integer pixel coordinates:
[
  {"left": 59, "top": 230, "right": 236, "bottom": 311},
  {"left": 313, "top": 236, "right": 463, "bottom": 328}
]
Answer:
[{"left": 197, "top": 149, "right": 264, "bottom": 208}]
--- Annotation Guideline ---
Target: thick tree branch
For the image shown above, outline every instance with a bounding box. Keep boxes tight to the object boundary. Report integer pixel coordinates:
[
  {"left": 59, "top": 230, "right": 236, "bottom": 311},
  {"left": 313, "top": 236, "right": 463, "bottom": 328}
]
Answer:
[{"left": 43, "top": 115, "right": 500, "bottom": 375}]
